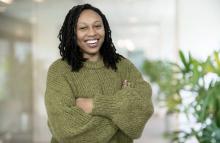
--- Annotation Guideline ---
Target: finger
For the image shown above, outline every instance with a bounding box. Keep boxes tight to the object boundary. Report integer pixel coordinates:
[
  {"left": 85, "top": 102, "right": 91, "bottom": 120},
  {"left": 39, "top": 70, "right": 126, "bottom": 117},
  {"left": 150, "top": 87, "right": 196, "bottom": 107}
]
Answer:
[{"left": 123, "top": 80, "right": 128, "bottom": 86}]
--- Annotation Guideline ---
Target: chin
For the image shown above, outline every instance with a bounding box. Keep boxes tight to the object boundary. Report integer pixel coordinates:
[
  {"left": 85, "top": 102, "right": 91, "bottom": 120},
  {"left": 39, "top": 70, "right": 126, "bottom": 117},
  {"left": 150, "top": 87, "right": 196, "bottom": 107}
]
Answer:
[{"left": 87, "top": 47, "right": 101, "bottom": 52}]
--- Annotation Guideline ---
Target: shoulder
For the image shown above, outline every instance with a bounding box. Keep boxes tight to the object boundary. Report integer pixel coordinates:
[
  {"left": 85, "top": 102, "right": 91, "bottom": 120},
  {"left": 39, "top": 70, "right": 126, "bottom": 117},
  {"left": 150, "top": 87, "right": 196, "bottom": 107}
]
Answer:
[
  {"left": 117, "top": 57, "right": 135, "bottom": 70},
  {"left": 47, "top": 58, "right": 71, "bottom": 76},
  {"left": 115, "top": 57, "right": 137, "bottom": 79},
  {"left": 116, "top": 57, "right": 141, "bottom": 77}
]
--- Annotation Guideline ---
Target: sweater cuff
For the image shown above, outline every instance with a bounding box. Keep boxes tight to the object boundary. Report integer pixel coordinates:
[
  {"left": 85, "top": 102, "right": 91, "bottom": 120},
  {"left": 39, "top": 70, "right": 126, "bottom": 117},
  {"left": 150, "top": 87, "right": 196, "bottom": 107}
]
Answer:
[{"left": 91, "top": 88, "right": 132, "bottom": 119}]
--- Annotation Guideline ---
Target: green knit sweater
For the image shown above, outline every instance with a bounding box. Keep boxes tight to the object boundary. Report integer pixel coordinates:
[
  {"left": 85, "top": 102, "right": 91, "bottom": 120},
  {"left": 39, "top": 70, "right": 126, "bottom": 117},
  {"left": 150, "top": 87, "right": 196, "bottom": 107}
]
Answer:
[{"left": 45, "top": 57, "right": 154, "bottom": 143}]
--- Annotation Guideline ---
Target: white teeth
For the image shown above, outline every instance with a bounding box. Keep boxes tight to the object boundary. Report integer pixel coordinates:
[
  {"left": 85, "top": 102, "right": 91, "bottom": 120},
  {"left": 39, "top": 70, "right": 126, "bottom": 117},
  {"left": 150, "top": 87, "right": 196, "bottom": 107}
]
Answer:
[{"left": 86, "top": 40, "right": 97, "bottom": 44}]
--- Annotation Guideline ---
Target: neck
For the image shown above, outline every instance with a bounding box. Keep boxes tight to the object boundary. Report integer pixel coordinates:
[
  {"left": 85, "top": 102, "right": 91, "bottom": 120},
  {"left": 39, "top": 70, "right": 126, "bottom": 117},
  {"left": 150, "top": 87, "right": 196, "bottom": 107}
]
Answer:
[{"left": 84, "top": 54, "right": 101, "bottom": 62}]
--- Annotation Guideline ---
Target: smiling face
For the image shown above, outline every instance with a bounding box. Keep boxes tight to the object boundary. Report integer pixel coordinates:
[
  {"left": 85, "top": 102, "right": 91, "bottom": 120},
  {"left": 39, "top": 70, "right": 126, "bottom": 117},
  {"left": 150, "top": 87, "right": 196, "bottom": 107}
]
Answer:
[{"left": 76, "top": 9, "right": 105, "bottom": 61}]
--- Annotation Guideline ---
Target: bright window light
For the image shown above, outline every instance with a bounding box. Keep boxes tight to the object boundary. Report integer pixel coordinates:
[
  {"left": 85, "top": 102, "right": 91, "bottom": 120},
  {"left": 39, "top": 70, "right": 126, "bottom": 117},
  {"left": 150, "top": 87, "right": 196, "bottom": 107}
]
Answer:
[{"left": 0, "top": 0, "right": 13, "bottom": 4}]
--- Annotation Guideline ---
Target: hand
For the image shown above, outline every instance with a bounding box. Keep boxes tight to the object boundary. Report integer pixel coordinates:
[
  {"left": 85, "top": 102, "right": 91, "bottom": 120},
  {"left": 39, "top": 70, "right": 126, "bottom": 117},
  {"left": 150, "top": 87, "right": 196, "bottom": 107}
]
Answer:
[
  {"left": 122, "top": 80, "right": 131, "bottom": 88},
  {"left": 76, "top": 98, "right": 93, "bottom": 113}
]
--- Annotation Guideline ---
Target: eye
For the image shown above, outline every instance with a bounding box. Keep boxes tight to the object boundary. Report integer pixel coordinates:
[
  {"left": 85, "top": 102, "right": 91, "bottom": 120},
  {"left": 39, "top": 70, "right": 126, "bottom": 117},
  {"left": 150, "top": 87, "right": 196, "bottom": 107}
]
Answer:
[
  {"left": 95, "top": 25, "right": 102, "bottom": 28},
  {"left": 79, "top": 27, "right": 86, "bottom": 30},
  {"left": 79, "top": 27, "right": 87, "bottom": 30}
]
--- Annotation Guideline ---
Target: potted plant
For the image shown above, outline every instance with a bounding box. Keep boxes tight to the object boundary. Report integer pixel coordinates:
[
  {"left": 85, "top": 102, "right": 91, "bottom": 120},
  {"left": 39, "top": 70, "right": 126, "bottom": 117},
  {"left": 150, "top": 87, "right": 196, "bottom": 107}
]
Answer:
[{"left": 142, "top": 51, "right": 220, "bottom": 143}]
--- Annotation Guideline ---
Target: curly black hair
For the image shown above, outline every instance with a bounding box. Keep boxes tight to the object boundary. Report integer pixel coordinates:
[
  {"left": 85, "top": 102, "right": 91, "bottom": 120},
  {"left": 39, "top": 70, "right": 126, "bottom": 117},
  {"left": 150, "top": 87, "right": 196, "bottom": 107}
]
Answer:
[{"left": 58, "top": 3, "right": 124, "bottom": 72}]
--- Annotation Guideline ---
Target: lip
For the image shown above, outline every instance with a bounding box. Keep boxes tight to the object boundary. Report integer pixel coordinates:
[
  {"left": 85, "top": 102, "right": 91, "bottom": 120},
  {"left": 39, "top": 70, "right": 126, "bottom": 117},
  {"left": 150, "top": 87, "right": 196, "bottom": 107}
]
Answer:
[
  {"left": 85, "top": 38, "right": 99, "bottom": 42},
  {"left": 85, "top": 39, "right": 99, "bottom": 47}
]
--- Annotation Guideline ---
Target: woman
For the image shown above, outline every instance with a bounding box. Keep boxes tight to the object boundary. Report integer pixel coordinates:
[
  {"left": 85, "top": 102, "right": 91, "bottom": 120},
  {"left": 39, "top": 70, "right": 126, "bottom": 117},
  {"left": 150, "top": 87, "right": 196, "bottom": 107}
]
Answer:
[{"left": 45, "top": 3, "right": 154, "bottom": 143}]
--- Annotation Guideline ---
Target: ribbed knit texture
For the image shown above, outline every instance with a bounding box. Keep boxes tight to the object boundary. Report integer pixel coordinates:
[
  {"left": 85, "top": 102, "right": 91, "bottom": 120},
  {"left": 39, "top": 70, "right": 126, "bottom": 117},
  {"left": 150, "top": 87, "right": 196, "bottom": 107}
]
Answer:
[{"left": 45, "top": 57, "right": 154, "bottom": 143}]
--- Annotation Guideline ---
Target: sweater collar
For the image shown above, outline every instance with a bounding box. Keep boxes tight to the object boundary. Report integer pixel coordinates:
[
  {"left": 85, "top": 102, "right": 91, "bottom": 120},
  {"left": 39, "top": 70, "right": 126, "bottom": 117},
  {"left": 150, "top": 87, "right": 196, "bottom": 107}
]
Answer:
[{"left": 83, "top": 58, "right": 105, "bottom": 69}]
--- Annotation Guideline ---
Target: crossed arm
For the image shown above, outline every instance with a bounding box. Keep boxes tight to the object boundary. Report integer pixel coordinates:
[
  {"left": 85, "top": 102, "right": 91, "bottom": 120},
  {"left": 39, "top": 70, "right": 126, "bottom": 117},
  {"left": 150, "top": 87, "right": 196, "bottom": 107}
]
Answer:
[
  {"left": 76, "top": 79, "right": 130, "bottom": 113},
  {"left": 76, "top": 62, "right": 154, "bottom": 139}
]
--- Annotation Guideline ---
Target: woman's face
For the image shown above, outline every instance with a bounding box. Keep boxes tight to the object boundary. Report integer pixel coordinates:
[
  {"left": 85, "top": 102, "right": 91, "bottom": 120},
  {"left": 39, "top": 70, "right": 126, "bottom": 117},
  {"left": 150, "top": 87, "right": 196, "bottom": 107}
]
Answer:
[{"left": 76, "top": 9, "right": 105, "bottom": 60}]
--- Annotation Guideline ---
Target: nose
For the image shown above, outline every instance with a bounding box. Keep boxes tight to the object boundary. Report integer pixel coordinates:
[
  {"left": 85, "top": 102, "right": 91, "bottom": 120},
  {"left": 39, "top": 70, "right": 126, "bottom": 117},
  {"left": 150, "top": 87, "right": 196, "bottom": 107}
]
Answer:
[{"left": 87, "top": 27, "right": 96, "bottom": 36}]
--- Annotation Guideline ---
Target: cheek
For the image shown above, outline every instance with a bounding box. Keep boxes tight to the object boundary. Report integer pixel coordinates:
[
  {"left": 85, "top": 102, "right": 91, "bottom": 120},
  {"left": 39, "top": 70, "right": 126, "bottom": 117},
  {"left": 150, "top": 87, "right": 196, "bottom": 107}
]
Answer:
[
  {"left": 101, "top": 29, "right": 105, "bottom": 36},
  {"left": 76, "top": 36, "right": 83, "bottom": 48},
  {"left": 76, "top": 33, "right": 84, "bottom": 44},
  {"left": 76, "top": 30, "right": 84, "bottom": 39},
  {"left": 97, "top": 27, "right": 105, "bottom": 37},
  {"left": 102, "top": 31, "right": 105, "bottom": 38},
  {"left": 99, "top": 30, "right": 105, "bottom": 40}
]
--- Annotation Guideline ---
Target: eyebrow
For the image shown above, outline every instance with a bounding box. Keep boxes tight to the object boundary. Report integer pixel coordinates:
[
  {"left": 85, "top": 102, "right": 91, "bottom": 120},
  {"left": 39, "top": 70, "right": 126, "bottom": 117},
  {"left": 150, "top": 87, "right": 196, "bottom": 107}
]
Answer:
[{"left": 77, "top": 20, "right": 102, "bottom": 25}]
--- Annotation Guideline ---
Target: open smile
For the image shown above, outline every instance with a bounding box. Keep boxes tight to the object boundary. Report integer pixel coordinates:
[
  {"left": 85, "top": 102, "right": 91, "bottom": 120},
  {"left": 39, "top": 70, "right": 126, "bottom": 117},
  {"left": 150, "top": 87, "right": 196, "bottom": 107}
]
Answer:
[{"left": 85, "top": 39, "right": 99, "bottom": 47}]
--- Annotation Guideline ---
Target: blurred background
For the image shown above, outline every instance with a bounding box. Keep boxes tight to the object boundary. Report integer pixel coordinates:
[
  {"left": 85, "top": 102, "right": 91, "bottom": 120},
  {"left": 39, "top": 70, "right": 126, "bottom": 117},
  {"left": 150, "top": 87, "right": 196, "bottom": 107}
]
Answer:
[{"left": 0, "top": 0, "right": 220, "bottom": 143}]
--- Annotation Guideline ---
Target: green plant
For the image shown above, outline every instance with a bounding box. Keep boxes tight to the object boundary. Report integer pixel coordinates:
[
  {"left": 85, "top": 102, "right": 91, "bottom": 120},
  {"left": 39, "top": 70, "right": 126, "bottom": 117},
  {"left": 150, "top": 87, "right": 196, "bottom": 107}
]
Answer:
[{"left": 142, "top": 51, "right": 220, "bottom": 143}]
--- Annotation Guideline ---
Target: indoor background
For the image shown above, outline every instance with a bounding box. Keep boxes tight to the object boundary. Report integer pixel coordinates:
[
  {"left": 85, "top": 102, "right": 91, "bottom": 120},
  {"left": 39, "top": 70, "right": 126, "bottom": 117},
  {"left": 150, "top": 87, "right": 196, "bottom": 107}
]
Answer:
[{"left": 0, "top": 0, "right": 220, "bottom": 143}]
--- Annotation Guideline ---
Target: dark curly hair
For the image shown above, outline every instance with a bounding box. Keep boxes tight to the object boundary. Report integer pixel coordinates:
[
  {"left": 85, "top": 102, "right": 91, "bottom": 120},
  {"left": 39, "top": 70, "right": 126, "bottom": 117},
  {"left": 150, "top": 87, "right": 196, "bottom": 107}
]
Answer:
[{"left": 58, "top": 3, "right": 124, "bottom": 71}]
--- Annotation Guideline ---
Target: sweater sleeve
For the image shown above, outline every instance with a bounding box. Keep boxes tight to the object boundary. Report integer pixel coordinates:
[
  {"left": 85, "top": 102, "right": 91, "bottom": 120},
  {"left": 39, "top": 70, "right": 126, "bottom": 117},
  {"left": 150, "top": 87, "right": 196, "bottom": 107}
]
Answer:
[
  {"left": 91, "top": 59, "right": 154, "bottom": 139},
  {"left": 45, "top": 61, "right": 118, "bottom": 143}
]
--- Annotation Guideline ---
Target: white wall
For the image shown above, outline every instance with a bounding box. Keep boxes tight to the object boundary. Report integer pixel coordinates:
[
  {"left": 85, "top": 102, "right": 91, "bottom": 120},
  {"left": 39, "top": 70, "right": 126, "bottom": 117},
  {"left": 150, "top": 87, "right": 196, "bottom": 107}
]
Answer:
[{"left": 179, "top": 0, "right": 220, "bottom": 60}]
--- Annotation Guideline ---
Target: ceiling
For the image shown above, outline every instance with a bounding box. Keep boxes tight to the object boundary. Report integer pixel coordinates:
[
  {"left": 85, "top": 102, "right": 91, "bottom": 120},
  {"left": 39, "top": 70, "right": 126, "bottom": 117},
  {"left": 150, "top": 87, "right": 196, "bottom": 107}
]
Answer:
[{"left": 0, "top": 0, "right": 173, "bottom": 25}]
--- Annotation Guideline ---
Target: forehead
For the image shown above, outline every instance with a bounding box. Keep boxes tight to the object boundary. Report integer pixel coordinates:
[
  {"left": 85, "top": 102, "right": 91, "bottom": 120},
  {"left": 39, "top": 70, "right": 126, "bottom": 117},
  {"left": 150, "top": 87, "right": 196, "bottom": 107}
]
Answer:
[{"left": 77, "top": 9, "right": 102, "bottom": 24}]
